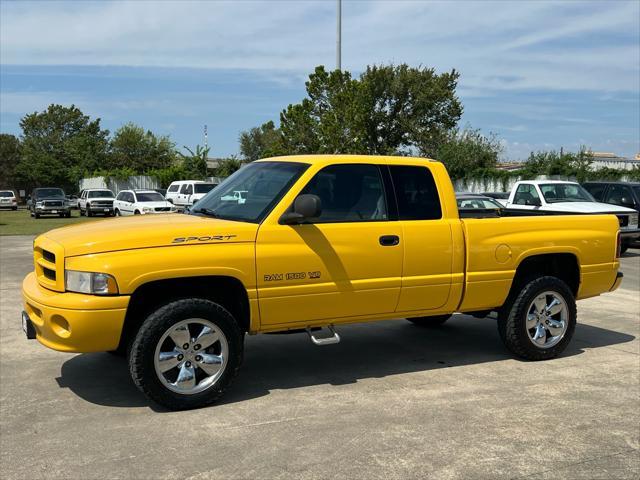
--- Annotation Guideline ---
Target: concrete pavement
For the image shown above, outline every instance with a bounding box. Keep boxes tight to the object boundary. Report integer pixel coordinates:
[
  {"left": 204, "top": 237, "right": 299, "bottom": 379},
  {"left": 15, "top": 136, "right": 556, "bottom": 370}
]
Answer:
[{"left": 1, "top": 235, "right": 638, "bottom": 479}]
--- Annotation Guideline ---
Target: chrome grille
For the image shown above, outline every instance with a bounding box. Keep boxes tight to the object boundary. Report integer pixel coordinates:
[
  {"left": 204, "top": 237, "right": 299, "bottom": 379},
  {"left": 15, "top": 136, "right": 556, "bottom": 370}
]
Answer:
[
  {"left": 43, "top": 200, "right": 63, "bottom": 207},
  {"left": 91, "top": 200, "right": 114, "bottom": 207},
  {"left": 42, "top": 249, "right": 55, "bottom": 263}
]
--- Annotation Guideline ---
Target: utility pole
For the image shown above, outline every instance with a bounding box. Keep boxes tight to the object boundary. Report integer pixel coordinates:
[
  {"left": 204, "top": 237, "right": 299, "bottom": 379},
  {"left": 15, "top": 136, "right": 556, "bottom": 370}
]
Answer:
[
  {"left": 204, "top": 124, "right": 208, "bottom": 149},
  {"left": 336, "top": 0, "right": 342, "bottom": 70}
]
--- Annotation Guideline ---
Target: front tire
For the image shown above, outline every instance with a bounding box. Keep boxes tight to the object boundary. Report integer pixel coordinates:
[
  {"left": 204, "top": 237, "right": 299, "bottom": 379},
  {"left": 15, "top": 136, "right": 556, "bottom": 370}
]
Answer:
[
  {"left": 498, "top": 276, "right": 576, "bottom": 360},
  {"left": 114, "top": 209, "right": 121, "bottom": 216},
  {"left": 129, "top": 299, "right": 243, "bottom": 410},
  {"left": 407, "top": 315, "right": 451, "bottom": 327}
]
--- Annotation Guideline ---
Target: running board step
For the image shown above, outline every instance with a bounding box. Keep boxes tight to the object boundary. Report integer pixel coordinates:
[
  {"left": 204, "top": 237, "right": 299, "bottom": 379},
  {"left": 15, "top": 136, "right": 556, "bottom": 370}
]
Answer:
[{"left": 306, "top": 325, "right": 340, "bottom": 346}]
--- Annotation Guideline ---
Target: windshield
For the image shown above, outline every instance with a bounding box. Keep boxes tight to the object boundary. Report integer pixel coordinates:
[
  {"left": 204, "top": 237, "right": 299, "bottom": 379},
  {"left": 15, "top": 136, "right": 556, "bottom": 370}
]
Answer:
[
  {"left": 194, "top": 184, "right": 216, "bottom": 194},
  {"left": 0, "top": 191, "right": 14, "bottom": 197},
  {"left": 539, "top": 183, "right": 594, "bottom": 203},
  {"left": 35, "top": 188, "right": 64, "bottom": 198},
  {"left": 136, "top": 192, "right": 165, "bottom": 202},
  {"left": 192, "top": 161, "right": 309, "bottom": 223},
  {"left": 88, "top": 190, "right": 114, "bottom": 198},
  {"left": 457, "top": 197, "right": 502, "bottom": 209}
]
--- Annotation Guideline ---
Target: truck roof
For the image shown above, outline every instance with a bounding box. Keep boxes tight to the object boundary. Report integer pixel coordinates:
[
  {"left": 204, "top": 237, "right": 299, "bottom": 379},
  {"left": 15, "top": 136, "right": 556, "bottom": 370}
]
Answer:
[
  {"left": 257, "top": 154, "right": 436, "bottom": 165},
  {"left": 517, "top": 180, "right": 579, "bottom": 185}
]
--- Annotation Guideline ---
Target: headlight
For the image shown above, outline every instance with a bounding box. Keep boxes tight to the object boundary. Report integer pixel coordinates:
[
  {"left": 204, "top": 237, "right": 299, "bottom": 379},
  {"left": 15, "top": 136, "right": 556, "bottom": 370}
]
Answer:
[
  {"left": 65, "top": 270, "right": 119, "bottom": 295},
  {"left": 142, "top": 207, "right": 153, "bottom": 212}
]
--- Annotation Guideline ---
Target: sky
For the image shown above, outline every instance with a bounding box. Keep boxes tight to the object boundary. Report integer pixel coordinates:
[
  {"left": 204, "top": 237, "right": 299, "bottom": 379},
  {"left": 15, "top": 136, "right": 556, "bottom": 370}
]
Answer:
[{"left": 1, "top": 0, "right": 639, "bottom": 161}]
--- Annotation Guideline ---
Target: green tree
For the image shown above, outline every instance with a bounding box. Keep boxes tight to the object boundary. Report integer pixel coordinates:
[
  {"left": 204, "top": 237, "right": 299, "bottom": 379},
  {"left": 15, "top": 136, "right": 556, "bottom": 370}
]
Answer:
[
  {"left": 15, "top": 104, "right": 109, "bottom": 191},
  {"left": 239, "top": 121, "right": 283, "bottom": 161},
  {"left": 275, "top": 64, "right": 462, "bottom": 156},
  {"left": 108, "top": 122, "right": 177, "bottom": 173},
  {"left": 0, "top": 133, "right": 21, "bottom": 188},
  {"left": 213, "top": 156, "right": 242, "bottom": 178},
  {"left": 179, "top": 145, "right": 209, "bottom": 179},
  {"left": 436, "top": 128, "right": 502, "bottom": 180}
]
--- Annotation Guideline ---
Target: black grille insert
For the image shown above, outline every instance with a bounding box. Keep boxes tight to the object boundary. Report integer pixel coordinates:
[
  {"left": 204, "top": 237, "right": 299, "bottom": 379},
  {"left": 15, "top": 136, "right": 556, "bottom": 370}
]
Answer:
[
  {"left": 42, "top": 250, "right": 56, "bottom": 263},
  {"left": 43, "top": 267, "right": 56, "bottom": 281}
]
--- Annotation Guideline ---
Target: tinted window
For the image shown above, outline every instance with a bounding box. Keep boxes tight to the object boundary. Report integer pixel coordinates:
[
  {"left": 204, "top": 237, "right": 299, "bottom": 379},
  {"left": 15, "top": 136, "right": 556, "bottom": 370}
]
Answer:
[
  {"left": 136, "top": 192, "right": 165, "bottom": 202},
  {"left": 300, "top": 164, "right": 387, "bottom": 223},
  {"left": 180, "top": 184, "right": 190, "bottom": 194},
  {"left": 389, "top": 166, "right": 441, "bottom": 220},
  {"left": 583, "top": 184, "right": 605, "bottom": 201},
  {"left": 633, "top": 186, "right": 640, "bottom": 200},
  {"left": 88, "top": 190, "right": 114, "bottom": 198},
  {"left": 513, "top": 184, "right": 541, "bottom": 205},
  {"left": 539, "top": 183, "right": 593, "bottom": 202},
  {"left": 35, "top": 188, "right": 65, "bottom": 198},
  {"left": 0, "top": 191, "right": 13, "bottom": 197},
  {"left": 604, "top": 185, "right": 635, "bottom": 207},
  {"left": 168, "top": 184, "right": 180, "bottom": 193},
  {"left": 116, "top": 192, "right": 125, "bottom": 201},
  {"left": 194, "top": 183, "right": 216, "bottom": 194},
  {"left": 193, "top": 161, "right": 308, "bottom": 223}
]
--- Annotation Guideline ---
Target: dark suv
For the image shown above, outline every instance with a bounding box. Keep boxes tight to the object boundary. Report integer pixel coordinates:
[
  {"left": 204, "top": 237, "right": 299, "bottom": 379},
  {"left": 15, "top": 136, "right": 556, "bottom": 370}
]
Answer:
[
  {"left": 583, "top": 181, "right": 640, "bottom": 250},
  {"left": 29, "top": 187, "right": 71, "bottom": 219}
]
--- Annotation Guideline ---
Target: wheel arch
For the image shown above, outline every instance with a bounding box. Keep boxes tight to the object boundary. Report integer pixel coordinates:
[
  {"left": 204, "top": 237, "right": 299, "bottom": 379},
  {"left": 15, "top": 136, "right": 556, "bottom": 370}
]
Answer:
[
  {"left": 510, "top": 252, "right": 580, "bottom": 298},
  {"left": 117, "top": 275, "right": 251, "bottom": 352}
]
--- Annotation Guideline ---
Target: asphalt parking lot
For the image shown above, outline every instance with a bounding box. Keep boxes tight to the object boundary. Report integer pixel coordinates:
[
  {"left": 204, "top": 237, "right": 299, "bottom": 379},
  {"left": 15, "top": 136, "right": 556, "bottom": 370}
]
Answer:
[{"left": 1, "top": 235, "right": 638, "bottom": 480}]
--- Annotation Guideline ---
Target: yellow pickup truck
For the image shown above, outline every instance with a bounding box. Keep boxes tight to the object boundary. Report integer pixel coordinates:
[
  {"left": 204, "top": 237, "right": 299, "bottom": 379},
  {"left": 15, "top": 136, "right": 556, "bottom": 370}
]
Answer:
[{"left": 22, "top": 155, "right": 623, "bottom": 410}]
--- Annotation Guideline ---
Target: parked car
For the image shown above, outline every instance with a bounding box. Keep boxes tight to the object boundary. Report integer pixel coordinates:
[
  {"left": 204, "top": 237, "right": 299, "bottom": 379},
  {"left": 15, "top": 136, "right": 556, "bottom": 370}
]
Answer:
[
  {"left": 583, "top": 181, "right": 640, "bottom": 250},
  {"left": 66, "top": 194, "right": 79, "bottom": 209},
  {"left": 79, "top": 189, "right": 116, "bottom": 217},
  {"left": 482, "top": 192, "right": 509, "bottom": 206},
  {"left": 113, "top": 189, "right": 177, "bottom": 216},
  {"left": 0, "top": 190, "right": 18, "bottom": 210},
  {"left": 505, "top": 180, "right": 640, "bottom": 252},
  {"left": 29, "top": 187, "right": 70, "bottom": 218},
  {"left": 21, "top": 155, "right": 623, "bottom": 410},
  {"left": 456, "top": 193, "right": 504, "bottom": 212},
  {"left": 166, "top": 180, "right": 217, "bottom": 208}
]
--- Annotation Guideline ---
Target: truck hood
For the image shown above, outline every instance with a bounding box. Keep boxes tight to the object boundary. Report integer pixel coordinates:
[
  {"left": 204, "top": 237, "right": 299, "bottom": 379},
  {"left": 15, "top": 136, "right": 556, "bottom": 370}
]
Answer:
[
  {"left": 40, "top": 213, "right": 259, "bottom": 257},
  {"left": 543, "top": 202, "right": 636, "bottom": 214}
]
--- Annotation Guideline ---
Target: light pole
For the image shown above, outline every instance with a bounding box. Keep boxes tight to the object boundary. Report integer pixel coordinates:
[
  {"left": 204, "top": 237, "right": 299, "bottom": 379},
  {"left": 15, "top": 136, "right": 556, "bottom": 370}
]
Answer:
[{"left": 336, "top": 0, "right": 342, "bottom": 70}]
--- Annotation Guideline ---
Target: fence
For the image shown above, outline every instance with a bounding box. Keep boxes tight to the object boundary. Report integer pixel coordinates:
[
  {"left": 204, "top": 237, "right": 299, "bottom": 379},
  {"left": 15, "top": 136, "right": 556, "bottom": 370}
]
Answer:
[
  {"left": 79, "top": 176, "right": 223, "bottom": 194},
  {"left": 453, "top": 174, "right": 635, "bottom": 194}
]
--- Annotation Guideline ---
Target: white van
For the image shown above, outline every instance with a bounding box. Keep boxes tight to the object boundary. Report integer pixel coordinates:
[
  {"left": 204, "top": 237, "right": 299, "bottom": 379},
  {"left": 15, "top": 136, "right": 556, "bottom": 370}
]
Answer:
[{"left": 166, "top": 180, "right": 217, "bottom": 208}]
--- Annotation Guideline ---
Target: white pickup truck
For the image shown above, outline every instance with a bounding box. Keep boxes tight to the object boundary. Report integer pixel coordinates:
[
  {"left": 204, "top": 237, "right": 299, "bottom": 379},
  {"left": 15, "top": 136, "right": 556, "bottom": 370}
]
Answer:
[{"left": 506, "top": 180, "right": 640, "bottom": 251}]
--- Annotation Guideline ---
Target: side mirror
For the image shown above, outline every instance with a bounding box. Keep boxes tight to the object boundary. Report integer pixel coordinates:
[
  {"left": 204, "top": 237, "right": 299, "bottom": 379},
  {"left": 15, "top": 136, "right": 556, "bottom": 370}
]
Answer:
[
  {"left": 525, "top": 198, "right": 541, "bottom": 207},
  {"left": 280, "top": 194, "right": 322, "bottom": 225},
  {"left": 620, "top": 197, "right": 635, "bottom": 208}
]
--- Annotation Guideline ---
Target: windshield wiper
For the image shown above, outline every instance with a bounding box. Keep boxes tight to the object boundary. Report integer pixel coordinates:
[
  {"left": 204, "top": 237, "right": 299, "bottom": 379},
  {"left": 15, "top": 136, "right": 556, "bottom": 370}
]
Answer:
[{"left": 192, "top": 207, "right": 220, "bottom": 218}]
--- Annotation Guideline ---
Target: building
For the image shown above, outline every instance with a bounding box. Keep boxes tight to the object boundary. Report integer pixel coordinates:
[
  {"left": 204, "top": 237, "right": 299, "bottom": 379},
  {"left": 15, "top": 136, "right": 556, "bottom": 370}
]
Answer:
[{"left": 589, "top": 152, "right": 640, "bottom": 171}]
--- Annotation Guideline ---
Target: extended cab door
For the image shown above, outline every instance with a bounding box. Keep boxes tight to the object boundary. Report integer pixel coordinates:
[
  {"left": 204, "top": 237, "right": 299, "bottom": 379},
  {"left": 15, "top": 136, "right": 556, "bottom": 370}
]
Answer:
[
  {"left": 389, "top": 164, "right": 455, "bottom": 312},
  {"left": 256, "top": 163, "right": 403, "bottom": 327}
]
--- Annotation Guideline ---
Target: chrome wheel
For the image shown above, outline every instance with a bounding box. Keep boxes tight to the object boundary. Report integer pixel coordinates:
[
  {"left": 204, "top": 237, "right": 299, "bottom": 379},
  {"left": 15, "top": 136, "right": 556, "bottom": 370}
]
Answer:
[
  {"left": 526, "top": 291, "right": 568, "bottom": 349},
  {"left": 154, "top": 318, "right": 228, "bottom": 395}
]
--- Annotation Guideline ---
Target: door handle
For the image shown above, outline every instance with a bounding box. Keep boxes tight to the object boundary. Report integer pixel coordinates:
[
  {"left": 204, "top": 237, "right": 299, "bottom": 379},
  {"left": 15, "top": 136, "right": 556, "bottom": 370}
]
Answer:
[{"left": 379, "top": 235, "right": 400, "bottom": 246}]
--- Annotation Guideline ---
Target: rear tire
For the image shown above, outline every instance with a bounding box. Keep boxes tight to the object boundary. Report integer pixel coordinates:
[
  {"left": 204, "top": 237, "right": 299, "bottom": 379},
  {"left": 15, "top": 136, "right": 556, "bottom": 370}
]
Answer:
[
  {"left": 498, "top": 276, "right": 576, "bottom": 361},
  {"left": 407, "top": 314, "right": 451, "bottom": 327},
  {"left": 129, "top": 299, "right": 244, "bottom": 410},
  {"left": 620, "top": 244, "right": 629, "bottom": 254},
  {"left": 134, "top": 210, "right": 140, "bottom": 215}
]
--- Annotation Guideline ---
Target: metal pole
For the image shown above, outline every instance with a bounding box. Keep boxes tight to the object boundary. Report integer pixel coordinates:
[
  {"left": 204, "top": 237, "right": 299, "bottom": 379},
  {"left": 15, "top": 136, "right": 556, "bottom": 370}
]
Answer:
[
  {"left": 204, "top": 124, "right": 208, "bottom": 149},
  {"left": 336, "top": 0, "right": 342, "bottom": 70}
]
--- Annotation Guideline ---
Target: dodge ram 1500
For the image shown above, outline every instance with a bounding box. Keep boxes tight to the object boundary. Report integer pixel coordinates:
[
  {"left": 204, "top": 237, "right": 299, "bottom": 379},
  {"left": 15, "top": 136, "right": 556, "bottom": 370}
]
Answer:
[{"left": 22, "top": 155, "right": 623, "bottom": 410}]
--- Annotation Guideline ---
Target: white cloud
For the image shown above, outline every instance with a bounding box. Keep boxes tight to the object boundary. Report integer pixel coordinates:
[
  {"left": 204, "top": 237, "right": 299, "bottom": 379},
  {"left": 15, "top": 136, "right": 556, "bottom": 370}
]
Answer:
[{"left": 1, "top": 0, "right": 638, "bottom": 92}]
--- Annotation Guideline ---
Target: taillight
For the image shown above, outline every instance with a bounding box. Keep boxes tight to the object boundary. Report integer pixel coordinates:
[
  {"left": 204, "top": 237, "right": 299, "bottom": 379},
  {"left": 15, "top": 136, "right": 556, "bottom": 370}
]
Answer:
[{"left": 615, "top": 231, "right": 621, "bottom": 258}]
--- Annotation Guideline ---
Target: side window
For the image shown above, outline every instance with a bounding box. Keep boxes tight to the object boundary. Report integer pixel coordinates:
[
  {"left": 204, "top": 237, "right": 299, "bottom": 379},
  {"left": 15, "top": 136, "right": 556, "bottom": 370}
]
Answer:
[
  {"left": 116, "top": 192, "right": 124, "bottom": 201},
  {"left": 300, "top": 164, "right": 388, "bottom": 223},
  {"left": 584, "top": 184, "right": 605, "bottom": 201},
  {"left": 389, "top": 166, "right": 442, "bottom": 220},
  {"left": 180, "top": 184, "right": 190, "bottom": 194},
  {"left": 185, "top": 184, "right": 193, "bottom": 195},
  {"left": 513, "top": 184, "right": 541, "bottom": 205},
  {"left": 127, "top": 192, "right": 135, "bottom": 203},
  {"left": 168, "top": 184, "right": 179, "bottom": 193},
  {"left": 605, "top": 185, "right": 635, "bottom": 207}
]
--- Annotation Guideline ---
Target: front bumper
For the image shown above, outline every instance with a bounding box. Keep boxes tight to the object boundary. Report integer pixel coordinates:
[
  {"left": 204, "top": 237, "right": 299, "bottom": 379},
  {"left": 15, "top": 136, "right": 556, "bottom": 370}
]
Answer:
[
  {"left": 35, "top": 206, "right": 70, "bottom": 214},
  {"left": 87, "top": 205, "right": 114, "bottom": 214},
  {"left": 620, "top": 228, "right": 640, "bottom": 241},
  {"left": 22, "top": 272, "right": 129, "bottom": 353}
]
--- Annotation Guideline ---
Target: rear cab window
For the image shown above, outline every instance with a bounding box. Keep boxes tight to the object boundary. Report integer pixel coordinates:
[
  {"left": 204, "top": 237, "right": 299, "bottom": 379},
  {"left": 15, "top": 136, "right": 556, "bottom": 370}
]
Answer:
[{"left": 388, "top": 165, "right": 442, "bottom": 220}]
